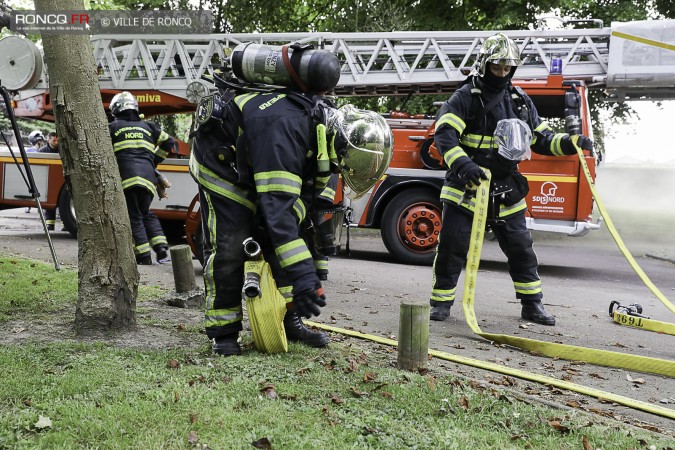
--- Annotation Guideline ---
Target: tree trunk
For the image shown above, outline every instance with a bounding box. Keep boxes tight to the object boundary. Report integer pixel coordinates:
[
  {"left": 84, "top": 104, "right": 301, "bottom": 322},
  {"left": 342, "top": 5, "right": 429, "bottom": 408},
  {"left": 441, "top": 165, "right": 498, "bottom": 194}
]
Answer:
[{"left": 35, "top": 0, "right": 139, "bottom": 334}]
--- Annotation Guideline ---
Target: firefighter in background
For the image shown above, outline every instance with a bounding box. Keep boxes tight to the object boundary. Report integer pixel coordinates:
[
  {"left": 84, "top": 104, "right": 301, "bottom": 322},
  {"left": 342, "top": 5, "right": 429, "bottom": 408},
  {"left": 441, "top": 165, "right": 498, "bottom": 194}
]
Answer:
[
  {"left": 26, "top": 130, "right": 45, "bottom": 153},
  {"left": 430, "top": 33, "right": 593, "bottom": 326},
  {"left": 190, "top": 77, "right": 393, "bottom": 355},
  {"left": 38, "top": 132, "right": 60, "bottom": 230},
  {"left": 108, "top": 92, "right": 174, "bottom": 265},
  {"left": 24, "top": 130, "right": 45, "bottom": 212}
]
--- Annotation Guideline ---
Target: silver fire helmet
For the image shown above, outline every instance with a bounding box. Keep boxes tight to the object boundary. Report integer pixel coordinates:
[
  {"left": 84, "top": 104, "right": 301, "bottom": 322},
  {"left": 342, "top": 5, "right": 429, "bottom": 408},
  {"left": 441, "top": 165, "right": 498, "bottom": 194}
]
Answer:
[
  {"left": 331, "top": 105, "right": 394, "bottom": 199},
  {"left": 110, "top": 91, "right": 139, "bottom": 117},
  {"left": 494, "top": 118, "right": 532, "bottom": 161},
  {"left": 473, "top": 33, "right": 523, "bottom": 77}
]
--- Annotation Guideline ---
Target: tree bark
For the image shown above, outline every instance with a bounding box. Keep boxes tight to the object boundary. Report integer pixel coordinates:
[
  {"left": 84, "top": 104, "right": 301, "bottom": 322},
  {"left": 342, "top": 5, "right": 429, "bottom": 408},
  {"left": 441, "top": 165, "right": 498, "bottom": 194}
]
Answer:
[{"left": 35, "top": 0, "right": 138, "bottom": 334}]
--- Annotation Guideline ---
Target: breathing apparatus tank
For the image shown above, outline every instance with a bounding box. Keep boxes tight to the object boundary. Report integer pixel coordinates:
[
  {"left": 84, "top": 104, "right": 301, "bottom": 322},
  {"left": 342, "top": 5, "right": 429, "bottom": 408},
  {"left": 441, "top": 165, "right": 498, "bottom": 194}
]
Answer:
[{"left": 230, "top": 42, "right": 341, "bottom": 93}]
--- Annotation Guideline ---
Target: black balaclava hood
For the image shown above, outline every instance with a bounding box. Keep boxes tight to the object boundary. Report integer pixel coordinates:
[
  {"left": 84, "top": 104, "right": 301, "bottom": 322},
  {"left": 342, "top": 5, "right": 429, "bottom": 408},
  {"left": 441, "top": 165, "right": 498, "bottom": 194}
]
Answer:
[{"left": 481, "top": 62, "right": 517, "bottom": 91}]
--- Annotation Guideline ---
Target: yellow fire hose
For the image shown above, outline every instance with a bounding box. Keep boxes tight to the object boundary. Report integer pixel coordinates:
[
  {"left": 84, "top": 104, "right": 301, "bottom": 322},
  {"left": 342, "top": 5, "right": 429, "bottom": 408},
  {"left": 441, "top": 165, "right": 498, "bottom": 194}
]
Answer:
[
  {"left": 306, "top": 143, "right": 675, "bottom": 419},
  {"left": 459, "top": 163, "right": 674, "bottom": 378}
]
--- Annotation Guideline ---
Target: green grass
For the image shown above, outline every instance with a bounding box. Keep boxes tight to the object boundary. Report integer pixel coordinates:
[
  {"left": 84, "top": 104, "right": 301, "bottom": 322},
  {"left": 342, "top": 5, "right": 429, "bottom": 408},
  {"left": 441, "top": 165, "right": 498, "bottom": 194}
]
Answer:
[
  {"left": 0, "top": 342, "right": 672, "bottom": 449},
  {"left": 0, "top": 255, "right": 672, "bottom": 449},
  {"left": 0, "top": 256, "right": 168, "bottom": 322}
]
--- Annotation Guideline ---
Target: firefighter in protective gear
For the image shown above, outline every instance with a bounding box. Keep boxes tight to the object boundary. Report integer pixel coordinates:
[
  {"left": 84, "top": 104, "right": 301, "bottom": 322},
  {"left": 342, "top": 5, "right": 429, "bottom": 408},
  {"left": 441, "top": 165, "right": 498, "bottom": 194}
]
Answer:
[
  {"left": 26, "top": 130, "right": 45, "bottom": 153},
  {"left": 190, "top": 90, "right": 392, "bottom": 356},
  {"left": 108, "top": 91, "right": 175, "bottom": 264},
  {"left": 38, "top": 132, "right": 60, "bottom": 229},
  {"left": 430, "top": 33, "right": 593, "bottom": 326}
]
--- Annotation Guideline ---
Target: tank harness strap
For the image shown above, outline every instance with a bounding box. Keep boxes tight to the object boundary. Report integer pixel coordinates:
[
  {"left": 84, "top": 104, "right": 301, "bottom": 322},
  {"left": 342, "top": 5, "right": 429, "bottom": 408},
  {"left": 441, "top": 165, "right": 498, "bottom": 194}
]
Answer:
[{"left": 281, "top": 45, "right": 309, "bottom": 93}]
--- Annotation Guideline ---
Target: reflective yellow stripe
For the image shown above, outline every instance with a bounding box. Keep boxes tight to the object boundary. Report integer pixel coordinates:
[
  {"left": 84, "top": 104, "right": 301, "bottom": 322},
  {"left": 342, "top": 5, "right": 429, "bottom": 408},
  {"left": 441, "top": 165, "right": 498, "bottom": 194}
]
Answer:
[
  {"left": 318, "top": 186, "right": 336, "bottom": 202},
  {"left": 514, "top": 280, "right": 542, "bottom": 295},
  {"left": 235, "top": 93, "right": 257, "bottom": 110},
  {"left": 275, "top": 239, "right": 312, "bottom": 268},
  {"left": 202, "top": 191, "right": 218, "bottom": 311},
  {"left": 114, "top": 140, "right": 155, "bottom": 152},
  {"left": 122, "top": 176, "right": 157, "bottom": 195},
  {"left": 189, "top": 155, "right": 256, "bottom": 211},
  {"left": 205, "top": 306, "right": 243, "bottom": 328},
  {"left": 461, "top": 133, "right": 494, "bottom": 149},
  {"left": 254, "top": 171, "right": 302, "bottom": 195},
  {"left": 443, "top": 146, "right": 466, "bottom": 167},
  {"left": 149, "top": 236, "right": 167, "bottom": 247},
  {"left": 292, "top": 199, "right": 307, "bottom": 223},
  {"left": 436, "top": 112, "right": 466, "bottom": 134},
  {"left": 551, "top": 133, "right": 565, "bottom": 156},
  {"left": 134, "top": 242, "right": 151, "bottom": 255},
  {"left": 431, "top": 287, "right": 456, "bottom": 302},
  {"left": 535, "top": 121, "right": 552, "bottom": 133}
]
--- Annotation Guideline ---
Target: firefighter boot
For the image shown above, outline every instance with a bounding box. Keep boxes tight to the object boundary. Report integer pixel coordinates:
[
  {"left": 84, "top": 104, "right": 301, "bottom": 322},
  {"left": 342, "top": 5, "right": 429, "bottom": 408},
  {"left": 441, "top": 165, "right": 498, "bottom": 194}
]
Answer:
[
  {"left": 430, "top": 302, "right": 451, "bottom": 321},
  {"left": 521, "top": 300, "right": 556, "bottom": 326},
  {"left": 136, "top": 254, "right": 153, "bottom": 265},
  {"left": 284, "top": 311, "right": 330, "bottom": 347},
  {"left": 212, "top": 334, "right": 241, "bottom": 356},
  {"left": 155, "top": 245, "right": 170, "bottom": 262}
]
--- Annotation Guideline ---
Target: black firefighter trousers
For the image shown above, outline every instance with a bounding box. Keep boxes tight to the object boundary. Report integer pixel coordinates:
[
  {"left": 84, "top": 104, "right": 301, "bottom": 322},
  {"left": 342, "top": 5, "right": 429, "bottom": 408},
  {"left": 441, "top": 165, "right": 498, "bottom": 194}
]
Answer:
[
  {"left": 124, "top": 186, "right": 167, "bottom": 259},
  {"left": 431, "top": 202, "right": 542, "bottom": 308},
  {"left": 199, "top": 188, "right": 289, "bottom": 340}
]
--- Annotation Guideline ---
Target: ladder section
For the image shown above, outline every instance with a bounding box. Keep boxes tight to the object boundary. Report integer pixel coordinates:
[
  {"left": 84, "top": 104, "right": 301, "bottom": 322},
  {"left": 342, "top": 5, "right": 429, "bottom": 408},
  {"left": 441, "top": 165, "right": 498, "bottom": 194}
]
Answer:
[
  {"left": 606, "top": 19, "right": 675, "bottom": 101},
  {"left": 23, "top": 29, "right": 612, "bottom": 99}
]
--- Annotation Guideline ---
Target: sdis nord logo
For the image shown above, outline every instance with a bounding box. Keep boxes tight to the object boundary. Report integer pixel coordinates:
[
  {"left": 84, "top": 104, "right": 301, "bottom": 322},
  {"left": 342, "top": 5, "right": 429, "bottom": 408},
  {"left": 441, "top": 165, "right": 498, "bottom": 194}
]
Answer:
[{"left": 532, "top": 181, "right": 565, "bottom": 205}]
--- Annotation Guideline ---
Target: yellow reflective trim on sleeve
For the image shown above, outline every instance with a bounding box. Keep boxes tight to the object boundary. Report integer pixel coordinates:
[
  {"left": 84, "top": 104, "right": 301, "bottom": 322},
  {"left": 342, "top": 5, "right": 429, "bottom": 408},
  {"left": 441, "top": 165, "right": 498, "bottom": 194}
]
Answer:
[
  {"left": 551, "top": 133, "right": 565, "bottom": 156},
  {"left": 275, "top": 238, "right": 312, "bottom": 268},
  {"left": 460, "top": 133, "right": 494, "bottom": 149},
  {"left": 254, "top": 171, "right": 302, "bottom": 195},
  {"left": 436, "top": 112, "right": 466, "bottom": 134},
  {"left": 443, "top": 146, "right": 467, "bottom": 167},
  {"left": 292, "top": 198, "right": 307, "bottom": 223},
  {"left": 535, "top": 121, "right": 552, "bottom": 133}
]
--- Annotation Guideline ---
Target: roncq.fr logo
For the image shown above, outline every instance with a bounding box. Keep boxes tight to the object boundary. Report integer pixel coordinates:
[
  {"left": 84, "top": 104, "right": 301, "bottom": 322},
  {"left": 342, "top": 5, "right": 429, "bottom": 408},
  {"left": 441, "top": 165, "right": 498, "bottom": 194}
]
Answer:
[
  {"left": 14, "top": 13, "right": 90, "bottom": 25},
  {"left": 532, "top": 181, "right": 565, "bottom": 205}
]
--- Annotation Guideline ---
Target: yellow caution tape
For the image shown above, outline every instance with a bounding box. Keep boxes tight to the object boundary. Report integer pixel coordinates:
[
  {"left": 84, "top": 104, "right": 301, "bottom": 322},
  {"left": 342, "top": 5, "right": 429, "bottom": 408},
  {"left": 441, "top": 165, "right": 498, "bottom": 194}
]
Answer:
[
  {"left": 306, "top": 321, "right": 675, "bottom": 420},
  {"left": 245, "top": 260, "right": 288, "bottom": 354},
  {"left": 460, "top": 167, "right": 675, "bottom": 377}
]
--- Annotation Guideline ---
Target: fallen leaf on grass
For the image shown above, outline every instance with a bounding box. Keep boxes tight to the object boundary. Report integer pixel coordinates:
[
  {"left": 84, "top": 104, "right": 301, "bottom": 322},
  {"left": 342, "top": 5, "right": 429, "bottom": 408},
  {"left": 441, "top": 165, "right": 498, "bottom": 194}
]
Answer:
[
  {"left": 166, "top": 359, "right": 180, "bottom": 369},
  {"left": 582, "top": 435, "right": 592, "bottom": 450},
  {"left": 187, "top": 431, "right": 199, "bottom": 444},
  {"left": 380, "top": 391, "right": 394, "bottom": 399},
  {"left": 296, "top": 367, "right": 310, "bottom": 375},
  {"left": 251, "top": 437, "right": 273, "bottom": 449},
  {"left": 189, "top": 413, "right": 198, "bottom": 424},
  {"left": 458, "top": 396, "right": 470, "bottom": 411},
  {"left": 362, "top": 371, "right": 377, "bottom": 383},
  {"left": 34, "top": 415, "right": 52, "bottom": 430},
  {"left": 259, "top": 383, "right": 278, "bottom": 399},
  {"left": 344, "top": 360, "right": 359, "bottom": 373},
  {"left": 330, "top": 393, "right": 344, "bottom": 404},
  {"left": 546, "top": 418, "right": 570, "bottom": 434},
  {"left": 350, "top": 387, "right": 369, "bottom": 398}
]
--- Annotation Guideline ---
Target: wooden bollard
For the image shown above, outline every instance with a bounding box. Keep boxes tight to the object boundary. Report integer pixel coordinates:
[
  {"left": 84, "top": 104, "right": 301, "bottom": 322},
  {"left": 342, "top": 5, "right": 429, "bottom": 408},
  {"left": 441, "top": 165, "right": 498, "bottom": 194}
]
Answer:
[
  {"left": 170, "top": 244, "right": 197, "bottom": 293},
  {"left": 397, "top": 301, "right": 430, "bottom": 372}
]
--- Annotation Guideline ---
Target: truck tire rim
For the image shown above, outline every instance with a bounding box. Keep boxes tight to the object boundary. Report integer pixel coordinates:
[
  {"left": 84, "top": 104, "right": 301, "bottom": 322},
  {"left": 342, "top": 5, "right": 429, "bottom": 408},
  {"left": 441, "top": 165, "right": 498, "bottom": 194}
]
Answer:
[{"left": 396, "top": 202, "right": 441, "bottom": 253}]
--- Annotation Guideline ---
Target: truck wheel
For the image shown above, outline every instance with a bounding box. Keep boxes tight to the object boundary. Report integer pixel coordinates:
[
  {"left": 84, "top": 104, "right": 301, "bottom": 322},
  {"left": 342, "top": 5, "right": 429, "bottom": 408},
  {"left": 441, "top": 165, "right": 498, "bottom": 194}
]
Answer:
[
  {"left": 57, "top": 187, "right": 77, "bottom": 237},
  {"left": 381, "top": 188, "right": 441, "bottom": 266}
]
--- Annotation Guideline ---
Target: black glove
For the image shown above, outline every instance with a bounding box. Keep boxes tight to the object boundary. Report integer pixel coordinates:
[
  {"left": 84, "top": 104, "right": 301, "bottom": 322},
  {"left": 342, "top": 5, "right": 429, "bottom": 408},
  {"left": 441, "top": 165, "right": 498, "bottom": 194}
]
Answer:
[
  {"left": 292, "top": 286, "right": 327, "bottom": 319},
  {"left": 561, "top": 135, "right": 593, "bottom": 155},
  {"left": 454, "top": 157, "right": 488, "bottom": 188}
]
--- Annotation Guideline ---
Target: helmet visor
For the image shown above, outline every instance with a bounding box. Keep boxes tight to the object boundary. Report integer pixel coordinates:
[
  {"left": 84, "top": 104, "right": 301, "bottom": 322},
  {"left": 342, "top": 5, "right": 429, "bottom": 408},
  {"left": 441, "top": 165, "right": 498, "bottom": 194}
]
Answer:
[{"left": 337, "top": 106, "right": 394, "bottom": 199}]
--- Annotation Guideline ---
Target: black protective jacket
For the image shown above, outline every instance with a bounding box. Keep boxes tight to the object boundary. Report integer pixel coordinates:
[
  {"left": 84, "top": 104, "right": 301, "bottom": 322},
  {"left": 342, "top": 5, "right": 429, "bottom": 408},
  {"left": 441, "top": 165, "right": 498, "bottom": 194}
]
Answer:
[
  {"left": 190, "top": 91, "right": 322, "bottom": 286},
  {"left": 435, "top": 77, "right": 571, "bottom": 215},
  {"left": 109, "top": 115, "right": 174, "bottom": 195}
]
